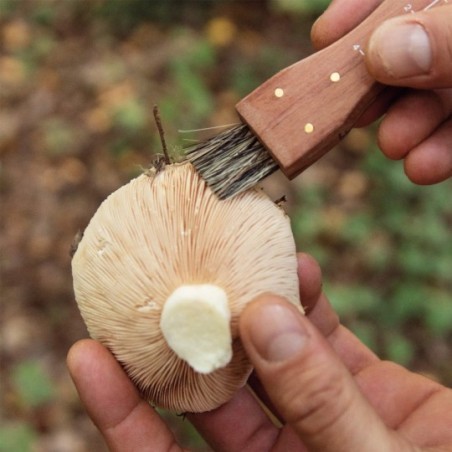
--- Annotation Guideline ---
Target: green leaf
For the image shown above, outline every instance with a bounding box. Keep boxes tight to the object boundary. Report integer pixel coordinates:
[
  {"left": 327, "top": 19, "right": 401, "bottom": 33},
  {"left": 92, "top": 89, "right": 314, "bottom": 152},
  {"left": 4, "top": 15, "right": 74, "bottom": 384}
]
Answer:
[
  {"left": 0, "top": 0, "right": 18, "bottom": 16},
  {"left": 185, "top": 40, "right": 216, "bottom": 70},
  {"left": 352, "top": 322, "right": 378, "bottom": 351},
  {"left": 327, "top": 283, "right": 380, "bottom": 318},
  {"left": 397, "top": 244, "right": 435, "bottom": 278},
  {"left": 0, "top": 423, "right": 37, "bottom": 452},
  {"left": 384, "top": 333, "right": 415, "bottom": 366},
  {"left": 384, "top": 282, "right": 427, "bottom": 326},
  {"left": 113, "top": 99, "right": 147, "bottom": 132},
  {"left": 342, "top": 212, "right": 373, "bottom": 245},
  {"left": 12, "top": 360, "right": 55, "bottom": 408},
  {"left": 425, "top": 291, "right": 452, "bottom": 337},
  {"left": 271, "top": 0, "right": 330, "bottom": 15}
]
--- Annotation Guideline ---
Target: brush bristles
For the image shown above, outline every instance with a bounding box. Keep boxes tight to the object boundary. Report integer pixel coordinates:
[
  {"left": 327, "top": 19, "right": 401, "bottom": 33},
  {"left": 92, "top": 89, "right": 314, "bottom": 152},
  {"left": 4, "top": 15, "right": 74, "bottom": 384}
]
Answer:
[{"left": 185, "top": 124, "right": 279, "bottom": 199}]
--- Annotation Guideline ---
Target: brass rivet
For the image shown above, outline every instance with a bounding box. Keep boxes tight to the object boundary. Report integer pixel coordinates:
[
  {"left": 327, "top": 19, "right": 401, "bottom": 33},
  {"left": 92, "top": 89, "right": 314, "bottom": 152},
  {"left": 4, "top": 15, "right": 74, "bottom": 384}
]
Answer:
[
  {"left": 304, "top": 123, "right": 314, "bottom": 134},
  {"left": 274, "top": 88, "right": 284, "bottom": 98},
  {"left": 330, "top": 72, "right": 341, "bottom": 82}
]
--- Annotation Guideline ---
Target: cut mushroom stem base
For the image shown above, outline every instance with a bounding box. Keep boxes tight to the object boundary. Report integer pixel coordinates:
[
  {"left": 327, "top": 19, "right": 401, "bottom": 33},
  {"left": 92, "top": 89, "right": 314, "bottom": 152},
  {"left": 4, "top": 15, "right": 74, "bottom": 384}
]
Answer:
[{"left": 160, "top": 284, "right": 233, "bottom": 374}]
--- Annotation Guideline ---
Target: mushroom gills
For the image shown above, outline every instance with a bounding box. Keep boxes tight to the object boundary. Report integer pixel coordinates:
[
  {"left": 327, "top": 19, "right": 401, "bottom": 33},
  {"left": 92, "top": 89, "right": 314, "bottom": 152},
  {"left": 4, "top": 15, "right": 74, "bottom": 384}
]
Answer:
[{"left": 160, "top": 284, "right": 232, "bottom": 374}]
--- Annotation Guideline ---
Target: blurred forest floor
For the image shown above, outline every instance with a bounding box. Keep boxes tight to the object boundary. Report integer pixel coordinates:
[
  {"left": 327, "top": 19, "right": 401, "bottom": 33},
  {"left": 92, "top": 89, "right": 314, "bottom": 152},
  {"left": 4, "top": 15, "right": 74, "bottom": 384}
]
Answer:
[{"left": 1, "top": 0, "right": 451, "bottom": 451}]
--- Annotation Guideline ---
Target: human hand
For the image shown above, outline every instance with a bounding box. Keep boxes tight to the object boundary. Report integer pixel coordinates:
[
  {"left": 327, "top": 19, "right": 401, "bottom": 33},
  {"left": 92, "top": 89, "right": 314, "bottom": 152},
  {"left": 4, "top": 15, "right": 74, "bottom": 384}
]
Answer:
[
  {"left": 67, "top": 253, "right": 452, "bottom": 451},
  {"left": 311, "top": 0, "right": 452, "bottom": 185}
]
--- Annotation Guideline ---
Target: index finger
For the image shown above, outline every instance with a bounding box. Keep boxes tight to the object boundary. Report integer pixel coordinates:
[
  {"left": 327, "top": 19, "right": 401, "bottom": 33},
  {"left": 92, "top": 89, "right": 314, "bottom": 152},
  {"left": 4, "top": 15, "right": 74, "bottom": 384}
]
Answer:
[
  {"left": 311, "top": 0, "right": 382, "bottom": 50},
  {"left": 67, "top": 339, "right": 183, "bottom": 452}
]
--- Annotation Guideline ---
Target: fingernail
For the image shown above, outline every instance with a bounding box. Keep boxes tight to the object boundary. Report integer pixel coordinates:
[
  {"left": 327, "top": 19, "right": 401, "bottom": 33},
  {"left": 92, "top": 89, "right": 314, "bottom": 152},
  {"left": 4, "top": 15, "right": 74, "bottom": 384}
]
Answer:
[
  {"left": 248, "top": 303, "right": 308, "bottom": 362},
  {"left": 369, "top": 21, "right": 432, "bottom": 78}
]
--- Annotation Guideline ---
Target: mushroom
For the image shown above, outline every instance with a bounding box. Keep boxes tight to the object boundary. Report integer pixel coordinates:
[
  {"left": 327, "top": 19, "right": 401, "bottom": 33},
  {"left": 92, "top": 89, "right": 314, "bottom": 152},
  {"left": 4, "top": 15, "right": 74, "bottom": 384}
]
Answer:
[{"left": 72, "top": 162, "right": 301, "bottom": 413}]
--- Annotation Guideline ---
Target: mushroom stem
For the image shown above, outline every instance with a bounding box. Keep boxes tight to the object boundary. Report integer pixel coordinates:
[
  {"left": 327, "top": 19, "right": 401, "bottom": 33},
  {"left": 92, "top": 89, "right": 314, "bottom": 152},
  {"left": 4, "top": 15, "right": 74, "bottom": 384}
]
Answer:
[{"left": 160, "top": 284, "right": 232, "bottom": 374}]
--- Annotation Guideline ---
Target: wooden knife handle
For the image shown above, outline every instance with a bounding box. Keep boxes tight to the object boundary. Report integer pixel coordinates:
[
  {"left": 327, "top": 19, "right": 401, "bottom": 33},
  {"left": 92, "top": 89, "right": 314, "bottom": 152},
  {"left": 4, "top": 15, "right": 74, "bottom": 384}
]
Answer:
[{"left": 236, "top": 0, "right": 444, "bottom": 179}]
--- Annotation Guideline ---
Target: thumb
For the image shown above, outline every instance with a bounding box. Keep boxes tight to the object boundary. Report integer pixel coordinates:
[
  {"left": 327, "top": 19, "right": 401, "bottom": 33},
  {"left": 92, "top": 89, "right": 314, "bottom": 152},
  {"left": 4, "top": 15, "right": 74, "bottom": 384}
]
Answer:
[
  {"left": 366, "top": 6, "right": 452, "bottom": 89},
  {"left": 240, "top": 295, "right": 408, "bottom": 452}
]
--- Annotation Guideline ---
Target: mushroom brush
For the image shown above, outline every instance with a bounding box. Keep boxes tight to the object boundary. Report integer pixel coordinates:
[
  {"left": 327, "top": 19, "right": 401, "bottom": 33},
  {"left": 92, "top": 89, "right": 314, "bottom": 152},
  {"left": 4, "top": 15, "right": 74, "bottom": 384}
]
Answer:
[
  {"left": 71, "top": 162, "right": 301, "bottom": 413},
  {"left": 186, "top": 0, "right": 446, "bottom": 199}
]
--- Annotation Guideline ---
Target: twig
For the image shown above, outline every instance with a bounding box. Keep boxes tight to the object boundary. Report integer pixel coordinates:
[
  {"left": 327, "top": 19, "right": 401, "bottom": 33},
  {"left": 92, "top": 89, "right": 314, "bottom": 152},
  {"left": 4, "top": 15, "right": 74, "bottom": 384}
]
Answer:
[{"left": 153, "top": 105, "right": 170, "bottom": 164}]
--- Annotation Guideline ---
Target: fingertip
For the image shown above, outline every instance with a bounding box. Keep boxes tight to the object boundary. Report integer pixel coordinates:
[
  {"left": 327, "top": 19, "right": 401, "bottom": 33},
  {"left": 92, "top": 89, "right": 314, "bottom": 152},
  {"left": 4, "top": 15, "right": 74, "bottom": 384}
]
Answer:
[
  {"left": 377, "top": 109, "right": 452, "bottom": 188},
  {"left": 377, "top": 121, "right": 406, "bottom": 161},
  {"left": 67, "top": 341, "right": 180, "bottom": 450},
  {"left": 66, "top": 340, "right": 82, "bottom": 370},
  {"left": 297, "top": 253, "right": 322, "bottom": 283},
  {"left": 310, "top": 17, "right": 331, "bottom": 51},
  {"left": 66, "top": 339, "right": 128, "bottom": 423},
  {"left": 240, "top": 295, "right": 305, "bottom": 355},
  {"left": 297, "top": 253, "right": 322, "bottom": 310},
  {"left": 240, "top": 297, "right": 308, "bottom": 367},
  {"left": 311, "top": 0, "right": 381, "bottom": 50},
  {"left": 404, "top": 147, "right": 452, "bottom": 185},
  {"left": 404, "top": 162, "right": 430, "bottom": 185},
  {"left": 240, "top": 294, "right": 289, "bottom": 327},
  {"left": 377, "top": 90, "right": 446, "bottom": 161},
  {"left": 66, "top": 338, "right": 135, "bottom": 404},
  {"left": 297, "top": 252, "right": 321, "bottom": 275},
  {"left": 67, "top": 339, "right": 101, "bottom": 376}
]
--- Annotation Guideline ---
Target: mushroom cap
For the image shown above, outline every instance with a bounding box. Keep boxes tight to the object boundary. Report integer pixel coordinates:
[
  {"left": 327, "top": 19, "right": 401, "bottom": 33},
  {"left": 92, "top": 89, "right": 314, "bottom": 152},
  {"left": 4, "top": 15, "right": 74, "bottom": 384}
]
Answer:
[{"left": 72, "top": 162, "right": 300, "bottom": 413}]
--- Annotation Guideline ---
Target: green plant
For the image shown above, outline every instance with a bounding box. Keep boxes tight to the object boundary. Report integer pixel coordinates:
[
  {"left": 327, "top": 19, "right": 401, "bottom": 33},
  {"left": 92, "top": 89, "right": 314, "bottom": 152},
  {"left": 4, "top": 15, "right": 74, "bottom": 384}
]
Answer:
[
  {"left": 12, "top": 359, "right": 55, "bottom": 408},
  {"left": 0, "top": 423, "right": 37, "bottom": 452},
  {"left": 292, "top": 141, "right": 452, "bottom": 371}
]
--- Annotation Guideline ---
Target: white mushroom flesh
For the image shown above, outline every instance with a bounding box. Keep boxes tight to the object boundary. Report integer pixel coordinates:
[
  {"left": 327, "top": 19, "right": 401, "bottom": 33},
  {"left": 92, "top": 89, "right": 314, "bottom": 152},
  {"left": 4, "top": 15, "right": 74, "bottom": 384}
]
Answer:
[{"left": 160, "top": 284, "right": 232, "bottom": 374}]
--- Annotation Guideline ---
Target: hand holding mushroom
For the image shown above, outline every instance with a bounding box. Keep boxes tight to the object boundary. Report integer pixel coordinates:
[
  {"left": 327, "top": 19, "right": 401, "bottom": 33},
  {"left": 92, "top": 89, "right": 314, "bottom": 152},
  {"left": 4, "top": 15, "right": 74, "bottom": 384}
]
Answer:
[
  {"left": 69, "top": 158, "right": 452, "bottom": 451},
  {"left": 68, "top": 253, "right": 452, "bottom": 451},
  {"left": 312, "top": 0, "right": 452, "bottom": 184},
  {"left": 68, "top": 0, "right": 452, "bottom": 447}
]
